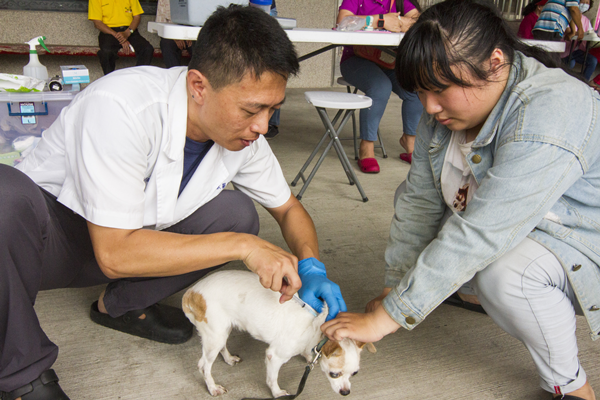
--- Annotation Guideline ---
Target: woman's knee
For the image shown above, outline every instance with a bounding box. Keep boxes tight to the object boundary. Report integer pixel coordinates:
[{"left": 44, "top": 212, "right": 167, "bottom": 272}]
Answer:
[{"left": 475, "top": 239, "right": 567, "bottom": 310}]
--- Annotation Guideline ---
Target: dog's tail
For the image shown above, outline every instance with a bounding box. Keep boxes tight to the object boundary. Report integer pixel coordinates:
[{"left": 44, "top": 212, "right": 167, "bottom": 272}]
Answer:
[{"left": 182, "top": 290, "right": 208, "bottom": 325}]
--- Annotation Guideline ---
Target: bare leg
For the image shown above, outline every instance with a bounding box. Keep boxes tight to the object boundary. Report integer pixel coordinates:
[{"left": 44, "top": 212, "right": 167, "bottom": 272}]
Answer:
[
  {"left": 359, "top": 140, "right": 375, "bottom": 159},
  {"left": 399, "top": 133, "right": 415, "bottom": 154},
  {"left": 552, "top": 381, "right": 596, "bottom": 400}
]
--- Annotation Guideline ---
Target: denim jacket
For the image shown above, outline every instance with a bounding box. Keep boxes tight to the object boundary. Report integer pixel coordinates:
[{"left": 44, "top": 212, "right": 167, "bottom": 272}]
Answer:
[{"left": 382, "top": 51, "right": 600, "bottom": 340}]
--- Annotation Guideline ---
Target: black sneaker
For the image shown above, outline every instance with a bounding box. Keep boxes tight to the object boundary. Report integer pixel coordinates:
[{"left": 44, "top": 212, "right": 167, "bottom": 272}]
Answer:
[{"left": 2, "top": 370, "right": 70, "bottom": 400}]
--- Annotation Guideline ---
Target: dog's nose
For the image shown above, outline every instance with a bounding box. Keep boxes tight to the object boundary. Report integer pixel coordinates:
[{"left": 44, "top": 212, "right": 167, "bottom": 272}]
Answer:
[{"left": 340, "top": 389, "right": 350, "bottom": 396}]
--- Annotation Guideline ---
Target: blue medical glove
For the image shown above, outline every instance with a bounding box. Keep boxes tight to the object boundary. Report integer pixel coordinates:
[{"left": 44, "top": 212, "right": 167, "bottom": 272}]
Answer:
[{"left": 297, "top": 257, "right": 347, "bottom": 321}]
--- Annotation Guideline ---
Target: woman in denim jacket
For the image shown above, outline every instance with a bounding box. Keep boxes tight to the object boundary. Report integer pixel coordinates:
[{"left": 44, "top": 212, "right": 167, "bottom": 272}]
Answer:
[{"left": 323, "top": 1, "right": 600, "bottom": 399}]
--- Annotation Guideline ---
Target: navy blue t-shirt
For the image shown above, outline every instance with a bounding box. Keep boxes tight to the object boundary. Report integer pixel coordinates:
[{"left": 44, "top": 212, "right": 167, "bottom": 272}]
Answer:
[{"left": 179, "top": 137, "right": 214, "bottom": 196}]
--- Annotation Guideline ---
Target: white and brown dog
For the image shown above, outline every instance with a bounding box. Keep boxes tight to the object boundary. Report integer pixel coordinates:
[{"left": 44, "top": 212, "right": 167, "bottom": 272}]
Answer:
[{"left": 182, "top": 270, "right": 375, "bottom": 398}]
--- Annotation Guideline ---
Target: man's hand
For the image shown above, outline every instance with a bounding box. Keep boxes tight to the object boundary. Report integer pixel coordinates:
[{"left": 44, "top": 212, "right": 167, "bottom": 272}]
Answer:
[
  {"left": 175, "top": 40, "right": 189, "bottom": 50},
  {"left": 297, "top": 257, "right": 347, "bottom": 321},
  {"left": 114, "top": 31, "right": 127, "bottom": 44},
  {"left": 365, "top": 287, "right": 392, "bottom": 313},
  {"left": 121, "top": 41, "right": 132, "bottom": 55},
  {"left": 321, "top": 305, "right": 400, "bottom": 343},
  {"left": 242, "top": 237, "right": 302, "bottom": 303},
  {"left": 577, "top": 28, "right": 585, "bottom": 40}
]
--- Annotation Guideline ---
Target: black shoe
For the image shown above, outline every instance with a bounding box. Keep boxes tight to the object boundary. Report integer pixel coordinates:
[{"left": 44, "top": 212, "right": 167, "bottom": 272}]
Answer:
[
  {"left": 442, "top": 293, "right": 487, "bottom": 314},
  {"left": 2, "top": 370, "right": 70, "bottom": 400},
  {"left": 90, "top": 301, "right": 193, "bottom": 344},
  {"left": 265, "top": 125, "right": 279, "bottom": 139}
]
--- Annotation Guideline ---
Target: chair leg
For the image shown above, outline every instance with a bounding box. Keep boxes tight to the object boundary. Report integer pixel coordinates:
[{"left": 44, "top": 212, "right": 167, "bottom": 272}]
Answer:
[
  {"left": 316, "top": 108, "right": 368, "bottom": 202},
  {"left": 291, "top": 129, "right": 331, "bottom": 188},
  {"left": 346, "top": 85, "right": 360, "bottom": 161},
  {"left": 292, "top": 109, "right": 346, "bottom": 198},
  {"left": 295, "top": 139, "right": 337, "bottom": 201},
  {"left": 376, "top": 128, "right": 388, "bottom": 158}
]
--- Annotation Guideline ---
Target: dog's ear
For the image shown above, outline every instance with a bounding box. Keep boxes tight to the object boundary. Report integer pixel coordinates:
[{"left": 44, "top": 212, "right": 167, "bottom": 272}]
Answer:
[
  {"left": 356, "top": 341, "right": 377, "bottom": 353},
  {"left": 321, "top": 340, "right": 343, "bottom": 358}
]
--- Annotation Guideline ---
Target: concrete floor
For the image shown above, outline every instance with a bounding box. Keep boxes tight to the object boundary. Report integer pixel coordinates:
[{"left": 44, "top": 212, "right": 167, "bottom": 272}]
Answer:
[{"left": 33, "top": 88, "right": 599, "bottom": 400}]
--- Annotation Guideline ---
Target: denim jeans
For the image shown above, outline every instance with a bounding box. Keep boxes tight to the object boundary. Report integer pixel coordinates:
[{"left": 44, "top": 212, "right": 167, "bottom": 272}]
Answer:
[
  {"left": 562, "top": 49, "right": 598, "bottom": 81},
  {"left": 340, "top": 56, "right": 423, "bottom": 141}
]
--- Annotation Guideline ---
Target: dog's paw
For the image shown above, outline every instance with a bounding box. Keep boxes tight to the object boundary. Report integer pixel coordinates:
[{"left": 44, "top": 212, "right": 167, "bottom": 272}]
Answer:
[
  {"left": 208, "top": 385, "right": 228, "bottom": 396},
  {"left": 272, "top": 389, "right": 290, "bottom": 398},
  {"left": 223, "top": 354, "right": 242, "bottom": 366}
]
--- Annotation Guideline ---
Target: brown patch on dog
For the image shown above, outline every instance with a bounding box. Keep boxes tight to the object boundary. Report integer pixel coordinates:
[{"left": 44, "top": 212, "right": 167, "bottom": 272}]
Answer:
[
  {"left": 321, "top": 340, "right": 345, "bottom": 369},
  {"left": 356, "top": 341, "right": 377, "bottom": 353},
  {"left": 182, "top": 290, "right": 208, "bottom": 324}
]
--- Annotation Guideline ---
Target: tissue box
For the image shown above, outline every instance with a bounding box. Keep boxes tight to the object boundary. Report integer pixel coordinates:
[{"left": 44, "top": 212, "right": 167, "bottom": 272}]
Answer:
[{"left": 60, "top": 65, "right": 90, "bottom": 84}]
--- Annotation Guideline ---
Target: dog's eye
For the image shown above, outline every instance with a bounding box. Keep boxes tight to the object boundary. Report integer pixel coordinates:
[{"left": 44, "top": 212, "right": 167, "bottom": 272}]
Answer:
[
  {"left": 329, "top": 372, "right": 341, "bottom": 379},
  {"left": 352, "top": 371, "right": 358, "bottom": 376}
]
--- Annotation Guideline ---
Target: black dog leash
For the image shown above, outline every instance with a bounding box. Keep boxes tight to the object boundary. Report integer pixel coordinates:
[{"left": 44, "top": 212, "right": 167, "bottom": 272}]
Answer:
[{"left": 241, "top": 337, "right": 329, "bottom": 400}]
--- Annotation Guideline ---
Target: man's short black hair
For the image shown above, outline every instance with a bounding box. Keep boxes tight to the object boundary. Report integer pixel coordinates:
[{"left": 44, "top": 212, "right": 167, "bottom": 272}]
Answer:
[{"left": 189, "top": 5, "right": 299, "bottom": 90}]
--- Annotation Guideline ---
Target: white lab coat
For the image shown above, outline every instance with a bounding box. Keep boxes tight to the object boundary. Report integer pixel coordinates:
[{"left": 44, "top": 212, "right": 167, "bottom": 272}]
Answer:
[{"left": 17, "top": 66, "right": 291, "bottom": 230}]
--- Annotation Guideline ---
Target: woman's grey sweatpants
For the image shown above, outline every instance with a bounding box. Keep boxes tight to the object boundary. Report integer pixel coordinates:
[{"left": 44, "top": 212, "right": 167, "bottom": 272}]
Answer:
[
  {"left": 394, "top": 181, "right": 587, "bottom": 395},
  {"left": 0, "top": 165, "right": 260, "bottom": 392}
]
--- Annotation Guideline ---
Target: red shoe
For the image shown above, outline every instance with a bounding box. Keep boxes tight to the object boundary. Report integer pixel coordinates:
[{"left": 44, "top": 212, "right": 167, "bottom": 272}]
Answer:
[
  {"left": 399, "top": 152, "right": 412, "bottom": 164},
  {"left": 357, "top": 158, "right": 380, "bottom": 173}
]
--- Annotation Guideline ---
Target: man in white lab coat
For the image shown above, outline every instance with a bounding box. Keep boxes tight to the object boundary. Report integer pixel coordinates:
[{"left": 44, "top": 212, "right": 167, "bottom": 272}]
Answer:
[{"left": 0, "top": 6, "right": 346, "bottom": 400}]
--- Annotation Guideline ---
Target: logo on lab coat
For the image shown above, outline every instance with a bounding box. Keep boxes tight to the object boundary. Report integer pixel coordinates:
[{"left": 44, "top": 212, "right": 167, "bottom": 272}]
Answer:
[{"left": 217, "top": 182, "right": 227, "bottom": 190}]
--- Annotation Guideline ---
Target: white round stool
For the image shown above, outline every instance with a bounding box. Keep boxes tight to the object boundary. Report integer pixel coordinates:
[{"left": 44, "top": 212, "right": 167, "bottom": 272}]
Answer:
[{"left": 291, "top": 91, "right": 372, "bottom": 202}]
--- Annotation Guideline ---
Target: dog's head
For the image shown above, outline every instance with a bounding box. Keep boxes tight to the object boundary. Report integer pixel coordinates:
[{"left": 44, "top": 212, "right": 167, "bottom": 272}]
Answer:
[{"left": 318, "top": 338, "right": 376, "bottom": 396}]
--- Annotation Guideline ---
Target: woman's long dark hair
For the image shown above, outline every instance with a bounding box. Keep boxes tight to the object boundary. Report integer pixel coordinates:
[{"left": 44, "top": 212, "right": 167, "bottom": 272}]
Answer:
[{"left": 395, "top": 0, "right": 560, "bottom": 92}]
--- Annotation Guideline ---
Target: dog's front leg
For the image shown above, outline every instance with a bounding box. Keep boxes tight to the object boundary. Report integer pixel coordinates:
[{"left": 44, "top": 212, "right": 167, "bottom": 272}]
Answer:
[{"left": 265, "top": 348, "right": 292, "bottom": 398}]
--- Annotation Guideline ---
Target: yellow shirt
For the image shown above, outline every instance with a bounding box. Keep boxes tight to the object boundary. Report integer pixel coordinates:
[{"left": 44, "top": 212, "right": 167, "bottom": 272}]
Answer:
[{"left": 88, "top": 0, "right": 145, "bottom": 27}]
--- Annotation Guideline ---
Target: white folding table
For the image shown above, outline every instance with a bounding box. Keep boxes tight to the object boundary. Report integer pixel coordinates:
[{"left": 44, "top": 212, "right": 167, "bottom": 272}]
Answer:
[{"left": 147, "top": 22, "right": 566, "bottom": 60}]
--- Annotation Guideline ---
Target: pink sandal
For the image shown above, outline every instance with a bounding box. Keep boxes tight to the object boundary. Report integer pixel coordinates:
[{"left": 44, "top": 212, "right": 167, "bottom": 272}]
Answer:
[
  {"left": 399, "top": 153, "right": 412, "bottom": 164},
  {"left": 357, "top": 158, "right": 380, "bottom": 173}
]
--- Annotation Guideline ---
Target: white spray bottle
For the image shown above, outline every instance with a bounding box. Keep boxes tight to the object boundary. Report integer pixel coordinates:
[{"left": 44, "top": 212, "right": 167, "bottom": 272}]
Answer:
[{"left": 23, "top": 36, "right": 50, "bottom": 81}]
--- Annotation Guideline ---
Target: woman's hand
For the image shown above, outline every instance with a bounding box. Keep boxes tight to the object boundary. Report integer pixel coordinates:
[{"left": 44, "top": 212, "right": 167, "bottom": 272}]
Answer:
[
  {"left": 321, "top": 304, "right": 401, "bottom": 343},
  {"left": 365, "top": 287, "right": 392, "bottom": 312},
  {"left": 383, "top": 12, "right": 403, "bottom": 32}
]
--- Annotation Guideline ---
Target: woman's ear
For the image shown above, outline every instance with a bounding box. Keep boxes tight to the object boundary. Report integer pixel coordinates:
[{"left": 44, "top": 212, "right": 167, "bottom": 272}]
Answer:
[{"left": 489, "top": 48, "right": 508, "bottom": 76}]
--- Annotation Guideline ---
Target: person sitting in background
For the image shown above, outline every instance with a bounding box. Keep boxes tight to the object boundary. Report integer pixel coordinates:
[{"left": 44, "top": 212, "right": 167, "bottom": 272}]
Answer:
[
  {"left": 518, "top": 0, "right": 548, "bottom": 39},
  {"left": 337, "top": 0, "right": 424, "bottom": 171},
  {"left": 155, "top": 0, "right": 193, "bottom": 68},
  {"left": 89, "top": 0, "right": 154, "bottom": 75},
  {"left": 560, "top": 0, "right": 597, "bottom": 81},
  {"left": 532, "top": 0, "right": 584, "bottom": 41}
]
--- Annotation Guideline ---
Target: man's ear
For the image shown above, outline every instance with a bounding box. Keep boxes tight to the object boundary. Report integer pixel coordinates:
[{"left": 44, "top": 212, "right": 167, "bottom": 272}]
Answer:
[{"left": 187, "top": 69, "right": 210, "bottom": 106}]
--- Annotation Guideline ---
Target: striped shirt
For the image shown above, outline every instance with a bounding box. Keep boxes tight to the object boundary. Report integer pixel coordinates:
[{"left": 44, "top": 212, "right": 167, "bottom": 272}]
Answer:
[{"left": 533, "top": 0, "right": 580, "bottom": 36}]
